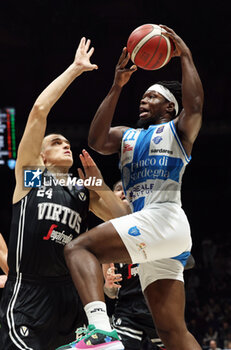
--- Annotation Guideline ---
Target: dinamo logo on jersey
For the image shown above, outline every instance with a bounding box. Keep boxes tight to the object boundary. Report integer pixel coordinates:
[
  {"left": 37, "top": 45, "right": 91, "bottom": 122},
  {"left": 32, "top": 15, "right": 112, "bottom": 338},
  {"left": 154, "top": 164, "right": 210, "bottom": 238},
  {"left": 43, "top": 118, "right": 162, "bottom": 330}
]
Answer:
[
  {"left": 128, "top": 226, "right": 141, "bottom": 237},
  {"left": 152, "top": 136, "right": 163, "bottom": 144}
]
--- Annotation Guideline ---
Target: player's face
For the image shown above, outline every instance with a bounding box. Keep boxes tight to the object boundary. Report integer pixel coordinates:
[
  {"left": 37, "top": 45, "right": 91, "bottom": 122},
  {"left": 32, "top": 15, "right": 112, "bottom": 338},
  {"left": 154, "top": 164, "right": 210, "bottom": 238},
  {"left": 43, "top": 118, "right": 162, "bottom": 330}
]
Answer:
[
  {"left": 137, "top": 90, "right": 168, "bottom": 128},
  {"left": 41, "top": 134, "right": 73, "bottom": 168},
  {"left": 113, "top": 181, "right": 128, "bottom": 203}
]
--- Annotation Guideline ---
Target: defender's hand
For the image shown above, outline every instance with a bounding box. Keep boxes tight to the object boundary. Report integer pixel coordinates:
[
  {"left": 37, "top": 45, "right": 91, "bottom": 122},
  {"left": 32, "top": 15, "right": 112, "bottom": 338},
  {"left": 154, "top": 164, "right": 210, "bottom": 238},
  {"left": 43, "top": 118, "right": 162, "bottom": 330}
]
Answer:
[
  {"left": 0, "top": 275, "right": 7, "bottom": 288},
  {"left": 77, "top": 149, "right": 105, "bottom": 191},
  {"left": 105, "top": 263, "right": 122, "bottom": 289},
  {"left": 73, "top": 37, "right": 98, "bottom": 73}
]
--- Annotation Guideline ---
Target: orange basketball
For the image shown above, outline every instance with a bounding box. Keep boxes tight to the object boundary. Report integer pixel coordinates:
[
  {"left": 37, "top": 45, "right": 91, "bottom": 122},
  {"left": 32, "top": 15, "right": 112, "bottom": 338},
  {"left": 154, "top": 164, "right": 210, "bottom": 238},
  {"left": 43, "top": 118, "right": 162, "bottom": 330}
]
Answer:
[{"left": 127, "top": 24, "right": 174, "bottom": 70}]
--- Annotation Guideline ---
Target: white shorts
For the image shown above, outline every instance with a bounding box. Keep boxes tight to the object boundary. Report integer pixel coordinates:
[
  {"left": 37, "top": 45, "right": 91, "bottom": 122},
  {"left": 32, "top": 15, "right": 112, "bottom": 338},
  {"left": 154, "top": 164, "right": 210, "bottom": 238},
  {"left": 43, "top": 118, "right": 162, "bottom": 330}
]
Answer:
[
  {"left": 110, "top": 202, "right": 192, "bottom": 289},
  {"left": 138, "top": 258, "right": 185, "bottom": 291}
]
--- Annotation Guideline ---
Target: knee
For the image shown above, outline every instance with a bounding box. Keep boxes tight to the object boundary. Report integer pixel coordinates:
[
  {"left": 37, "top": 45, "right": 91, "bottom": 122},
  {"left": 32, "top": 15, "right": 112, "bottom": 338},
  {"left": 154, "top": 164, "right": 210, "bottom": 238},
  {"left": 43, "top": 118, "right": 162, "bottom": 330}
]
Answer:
[
  {"left": 64, "top": 241, "right": 75, "bottom": 262},
  {"left": 64, "top": 235, "right": 85, "bottom": 259},
  {"left": 155, "top": 318, "right": 187, "bottom": 343}
]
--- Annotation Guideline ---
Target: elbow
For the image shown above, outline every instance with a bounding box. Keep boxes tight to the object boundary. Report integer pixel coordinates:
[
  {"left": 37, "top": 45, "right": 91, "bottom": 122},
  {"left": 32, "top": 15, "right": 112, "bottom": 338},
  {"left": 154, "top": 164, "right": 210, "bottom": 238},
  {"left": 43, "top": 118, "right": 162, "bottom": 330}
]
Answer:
[
  {"left": 88, "top": 136, "right": 106, "bottom": 154},
  {"left": 185, "top": 95, "right": 203, "bottom": 116},
  {"left": 31, "top": 102, "right": 49, "bottom": 118},
  {"left": 194, "top": 95, "right": 204, "bottom": 113},
  {"left": 193, "top": 89, "right": 204, "bottom": 113},
  {"left": 88, "top": 135, "right": 97, "bottom": 150},
  {"left": 5, "top": 264, "right": 9, "bottom": 275}
]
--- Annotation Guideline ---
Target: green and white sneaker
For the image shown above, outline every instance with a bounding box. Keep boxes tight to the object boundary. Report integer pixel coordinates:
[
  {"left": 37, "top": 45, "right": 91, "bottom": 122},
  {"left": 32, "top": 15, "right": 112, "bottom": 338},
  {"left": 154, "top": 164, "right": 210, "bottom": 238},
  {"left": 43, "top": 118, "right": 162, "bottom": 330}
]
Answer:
[{"left": 56, "top": 324, "right": 124, "bottom": 349}]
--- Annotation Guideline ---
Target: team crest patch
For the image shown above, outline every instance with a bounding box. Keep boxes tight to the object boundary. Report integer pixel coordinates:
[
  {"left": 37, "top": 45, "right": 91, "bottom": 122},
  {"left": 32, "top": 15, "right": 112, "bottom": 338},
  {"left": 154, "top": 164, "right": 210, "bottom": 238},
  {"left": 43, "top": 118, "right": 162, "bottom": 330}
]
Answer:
[
  {"left": 153, "top": 136, "right": 163, "bottom": 144},
  {"left": 128, "top": 226, "right": 141, "bottom": 236},
  {"left": 78, "top": 191, "right": 87, "bottom": 201},
  {"left": 20, "top": 326, "right": 29, "bottom": 337},
  {"left": 156, "top": 126, "right": 165, "bottom": 134}
]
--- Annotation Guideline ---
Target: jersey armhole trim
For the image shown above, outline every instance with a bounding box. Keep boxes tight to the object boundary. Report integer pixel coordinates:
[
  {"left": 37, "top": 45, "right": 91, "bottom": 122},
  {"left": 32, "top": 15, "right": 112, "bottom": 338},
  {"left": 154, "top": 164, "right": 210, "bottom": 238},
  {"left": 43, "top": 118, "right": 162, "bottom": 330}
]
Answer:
[
  {"left": 122, "top": 128, "right": 134, "bottom": 139},
  {"left": 120, "top": 128, "right": 134, "bottom": 160},
  {"left": 169, "top": 121, "right": 191, "bottom": 163}
]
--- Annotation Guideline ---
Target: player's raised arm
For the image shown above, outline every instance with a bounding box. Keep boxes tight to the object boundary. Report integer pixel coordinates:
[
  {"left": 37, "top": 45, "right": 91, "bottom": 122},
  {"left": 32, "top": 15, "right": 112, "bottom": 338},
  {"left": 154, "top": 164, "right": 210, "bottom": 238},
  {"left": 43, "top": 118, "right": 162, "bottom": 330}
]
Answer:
[
  {"left": 16, "top": 38, "right": 98, "bottom": 170},
  {"left": 88, "top": 48, "right": 137, "bottom": 155},
  {"left": 161, "top": 25, "right": 204, "bottom": 156}
]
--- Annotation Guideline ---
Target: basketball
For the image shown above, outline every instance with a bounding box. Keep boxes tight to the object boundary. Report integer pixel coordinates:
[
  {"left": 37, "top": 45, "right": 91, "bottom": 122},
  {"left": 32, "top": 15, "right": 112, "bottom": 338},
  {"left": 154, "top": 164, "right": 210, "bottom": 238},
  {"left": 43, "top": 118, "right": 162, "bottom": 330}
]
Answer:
[{"left": 127, "top": 24, "right": 174, "bottom": 70}]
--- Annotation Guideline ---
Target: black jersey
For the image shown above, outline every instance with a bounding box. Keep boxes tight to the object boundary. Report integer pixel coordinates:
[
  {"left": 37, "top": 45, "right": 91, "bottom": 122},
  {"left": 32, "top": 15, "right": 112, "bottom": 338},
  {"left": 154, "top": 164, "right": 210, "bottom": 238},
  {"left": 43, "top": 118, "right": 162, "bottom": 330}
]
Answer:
[
  {"left": 0, "top": 177, "right": 89, "bottom": 349},
  {"left": 114, "top": 263, "right": 151, "bottom": 318},
  {"left": 8, "top": 179, "right": 89, "bottom": 278}
]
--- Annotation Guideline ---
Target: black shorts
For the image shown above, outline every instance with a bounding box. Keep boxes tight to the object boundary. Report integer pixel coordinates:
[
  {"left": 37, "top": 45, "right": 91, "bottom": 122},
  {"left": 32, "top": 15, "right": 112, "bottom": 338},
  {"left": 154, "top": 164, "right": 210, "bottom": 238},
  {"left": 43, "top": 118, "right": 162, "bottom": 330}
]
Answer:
[
  {"left": 0, "top": 275, "right": 87, "bottom": 350},
  {"left": 112, "top": 314, "right": 165, "bottom": 350}
]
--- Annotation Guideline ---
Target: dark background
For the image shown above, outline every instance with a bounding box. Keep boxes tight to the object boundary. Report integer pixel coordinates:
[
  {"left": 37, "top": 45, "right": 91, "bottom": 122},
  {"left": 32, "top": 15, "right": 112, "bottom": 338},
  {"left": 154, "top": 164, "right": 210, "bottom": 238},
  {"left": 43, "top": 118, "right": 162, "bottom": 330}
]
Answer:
[{"left": 0, "top": 1, "right": 231, "bottom": 348}]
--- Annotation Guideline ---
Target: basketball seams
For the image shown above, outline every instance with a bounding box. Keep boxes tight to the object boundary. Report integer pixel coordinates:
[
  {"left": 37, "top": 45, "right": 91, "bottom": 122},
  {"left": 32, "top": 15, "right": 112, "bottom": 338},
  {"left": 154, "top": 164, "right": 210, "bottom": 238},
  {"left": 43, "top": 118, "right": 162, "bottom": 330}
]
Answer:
[
  {"left": 131, "top": 24, "right": 157, "bottom": 63},
  {"left": 144, "top": 36, "right": 163, "bottom": 70},
  {"left": 158, "top": 36, "right": 172, "bottom": 69}
]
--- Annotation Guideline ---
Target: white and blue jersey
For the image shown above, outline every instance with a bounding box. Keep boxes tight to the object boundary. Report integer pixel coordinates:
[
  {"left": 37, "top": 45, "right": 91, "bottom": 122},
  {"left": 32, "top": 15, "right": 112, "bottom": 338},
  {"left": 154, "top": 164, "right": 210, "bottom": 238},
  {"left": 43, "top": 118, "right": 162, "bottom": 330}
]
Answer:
[
  {"left": 110, "top": 120, "right": 192, "bottom": 285},
  {"left": 120, "top": 120, "right": 191, "bottom": 212}
]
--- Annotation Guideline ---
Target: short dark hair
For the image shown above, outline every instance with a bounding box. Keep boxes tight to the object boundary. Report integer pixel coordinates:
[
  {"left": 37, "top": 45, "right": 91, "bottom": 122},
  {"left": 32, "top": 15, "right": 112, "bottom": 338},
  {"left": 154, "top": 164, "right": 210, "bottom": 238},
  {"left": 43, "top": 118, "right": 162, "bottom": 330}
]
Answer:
[
  {"left": 44, "top": 132, "right": 65, "bottom": 138},
  {"left": 157, "top": 80, "right": 182, "bottom": 115},
  {"left": 113, "top": 180, "right": 122, "bottom": 191},
  {"left": 41, "top": 133, "right": 69, "bottom": 151}
]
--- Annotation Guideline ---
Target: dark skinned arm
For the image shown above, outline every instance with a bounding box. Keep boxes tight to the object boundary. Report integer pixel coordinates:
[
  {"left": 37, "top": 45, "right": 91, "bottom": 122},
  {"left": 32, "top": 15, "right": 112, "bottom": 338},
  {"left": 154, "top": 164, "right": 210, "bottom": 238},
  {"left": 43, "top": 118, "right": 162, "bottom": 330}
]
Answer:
[
  {"left": 161, "top": 25, "right": 204, "bottom": 157},
  {"left": 88, "top": 48, "right": 137, "bottom": 155}
]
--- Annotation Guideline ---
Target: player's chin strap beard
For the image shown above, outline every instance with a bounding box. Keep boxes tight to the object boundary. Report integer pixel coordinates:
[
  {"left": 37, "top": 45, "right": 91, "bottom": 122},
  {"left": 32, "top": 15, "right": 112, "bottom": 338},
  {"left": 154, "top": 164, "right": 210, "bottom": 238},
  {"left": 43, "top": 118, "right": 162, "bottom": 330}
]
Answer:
[
  {"left": 147, "top": 84, "right": 179, "bottom": 116},
  {"left": 136, "top": 117, "right": 152, "bottom": 129},
  {"left": 135, "top": 113, "right": 163, "bottom": 129}
]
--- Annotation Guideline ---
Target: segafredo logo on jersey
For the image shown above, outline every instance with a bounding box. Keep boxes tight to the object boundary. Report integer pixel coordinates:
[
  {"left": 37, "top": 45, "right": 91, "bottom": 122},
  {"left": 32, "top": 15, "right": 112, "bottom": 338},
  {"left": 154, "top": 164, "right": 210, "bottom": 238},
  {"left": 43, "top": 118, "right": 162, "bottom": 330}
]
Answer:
[
  {"left": 23, "top": 168, "right": 102, "bottom": 188},
  {"left": 43, "top": 224, "right": 73, "bottom": 245}
]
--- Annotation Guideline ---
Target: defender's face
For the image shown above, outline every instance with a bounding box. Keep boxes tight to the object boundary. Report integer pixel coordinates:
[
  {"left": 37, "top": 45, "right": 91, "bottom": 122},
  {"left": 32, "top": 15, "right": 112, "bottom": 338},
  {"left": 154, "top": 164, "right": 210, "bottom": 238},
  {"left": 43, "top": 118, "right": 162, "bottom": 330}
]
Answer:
[
  {"left": 113, "top": 181, "right": 128, "bottom": 203},
  {"left": 41, "top": 134, "right": 73, "bottom": 168}
]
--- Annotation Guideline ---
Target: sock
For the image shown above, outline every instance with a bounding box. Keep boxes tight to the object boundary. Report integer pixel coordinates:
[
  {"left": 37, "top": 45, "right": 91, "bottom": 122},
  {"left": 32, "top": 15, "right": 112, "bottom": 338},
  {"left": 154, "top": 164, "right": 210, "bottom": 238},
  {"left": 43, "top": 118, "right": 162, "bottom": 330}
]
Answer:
[{"left": 84, "top": 301, "right": 112, "bottom": 332}]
